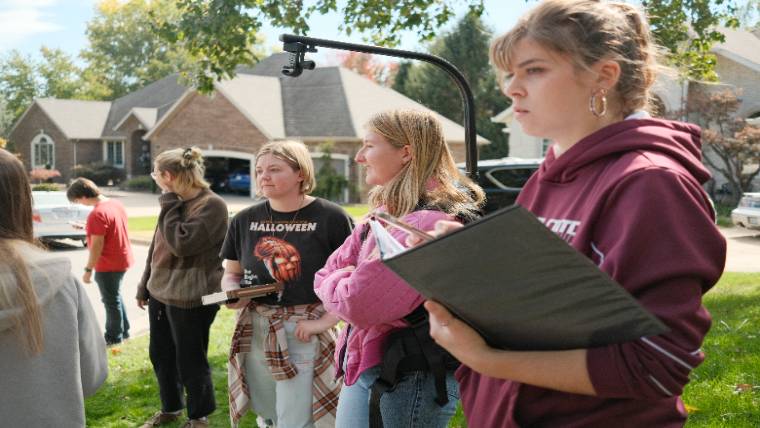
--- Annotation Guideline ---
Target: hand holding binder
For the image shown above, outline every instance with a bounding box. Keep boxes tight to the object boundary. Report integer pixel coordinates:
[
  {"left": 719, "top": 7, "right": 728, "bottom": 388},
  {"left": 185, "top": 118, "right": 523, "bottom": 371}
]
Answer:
[{"left": 376, "top": 205, "right": 668, "bottom": 351}]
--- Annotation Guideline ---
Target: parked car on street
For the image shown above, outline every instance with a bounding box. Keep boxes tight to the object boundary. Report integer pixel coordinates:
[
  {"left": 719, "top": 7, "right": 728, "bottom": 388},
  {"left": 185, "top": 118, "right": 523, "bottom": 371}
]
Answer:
[
  {"left": 32, "top": 191, "right": 92, "bottom": 244},
  {"left": 459, "top": 157, "right": 542, "bottom": 214},
  {"left": 731, "top": 192, "right": 760, "bottom": 230},
  {"left": 227, "top": 169, "right": 251, "bottom": 194}
]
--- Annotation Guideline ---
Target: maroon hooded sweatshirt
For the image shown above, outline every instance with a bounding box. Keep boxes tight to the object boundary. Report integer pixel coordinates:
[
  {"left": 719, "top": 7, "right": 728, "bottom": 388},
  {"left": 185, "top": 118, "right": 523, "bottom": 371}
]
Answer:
[{"left": 456, "top": 118, "right": 726, "bottom": 427}]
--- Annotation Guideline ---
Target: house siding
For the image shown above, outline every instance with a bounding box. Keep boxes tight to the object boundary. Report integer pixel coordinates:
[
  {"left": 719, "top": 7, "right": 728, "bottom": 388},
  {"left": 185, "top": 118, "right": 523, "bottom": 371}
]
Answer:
[
  {"left": 713, "top": 55, "right": 760, "bottom": 117},
  {"left": 9, "top": 104, "right": 72, "bottom": 181}
]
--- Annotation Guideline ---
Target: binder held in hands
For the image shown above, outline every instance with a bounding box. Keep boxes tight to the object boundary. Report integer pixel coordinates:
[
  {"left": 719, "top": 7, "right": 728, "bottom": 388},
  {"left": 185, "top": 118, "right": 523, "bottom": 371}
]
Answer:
[
  {"left": 202, "top": 282, "right": 284, "bottom": 306},
  {"left": 376, "top": 205, "right": 668, "bottom": 351}
]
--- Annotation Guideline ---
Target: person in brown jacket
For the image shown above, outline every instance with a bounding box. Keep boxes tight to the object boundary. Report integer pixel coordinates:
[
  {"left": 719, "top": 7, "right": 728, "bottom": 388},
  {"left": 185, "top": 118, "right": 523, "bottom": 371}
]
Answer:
[{"left": 136, "top": 147, "right": 228, "bottom": 428}]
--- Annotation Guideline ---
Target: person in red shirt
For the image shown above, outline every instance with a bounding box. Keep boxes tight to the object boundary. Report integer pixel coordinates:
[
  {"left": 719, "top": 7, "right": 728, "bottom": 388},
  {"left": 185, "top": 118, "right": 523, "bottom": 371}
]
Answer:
[
  {"left": 417, "top": 1, "right": 727, "bottom": 427},
  {"left": 68, "top": 178, "right": 134, "bottom": 345}
]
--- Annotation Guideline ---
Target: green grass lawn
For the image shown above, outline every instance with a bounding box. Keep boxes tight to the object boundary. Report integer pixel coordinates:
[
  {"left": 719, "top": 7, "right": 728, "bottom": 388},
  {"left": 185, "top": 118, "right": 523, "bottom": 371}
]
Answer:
[
  {"left": 681, "top": 272, "right": 760, "bottom": 427},
  {"left": 85, "top": 273, "right": 760, "bottom": 427}
]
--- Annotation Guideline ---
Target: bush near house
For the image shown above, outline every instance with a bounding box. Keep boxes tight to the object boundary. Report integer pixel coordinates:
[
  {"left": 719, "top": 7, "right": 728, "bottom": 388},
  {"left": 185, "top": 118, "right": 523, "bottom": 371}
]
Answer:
[
  {"left": 71, "top": 162, "right": 126, "bottom": 186},
  {"left": 31, "top": 183, "right": 63, "bottom": 191},
  {"left": 121, "top": 175, "right": 153, "bottom": 191},
  {"left": 29, "top": 167, "right": 62, "bottom": 183}
]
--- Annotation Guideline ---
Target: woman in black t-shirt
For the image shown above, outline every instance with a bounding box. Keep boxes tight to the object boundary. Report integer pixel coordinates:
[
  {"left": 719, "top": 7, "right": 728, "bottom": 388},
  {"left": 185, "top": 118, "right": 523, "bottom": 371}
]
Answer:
[{"left": 221, "top": 140, "right": 353, "bottom": 428}]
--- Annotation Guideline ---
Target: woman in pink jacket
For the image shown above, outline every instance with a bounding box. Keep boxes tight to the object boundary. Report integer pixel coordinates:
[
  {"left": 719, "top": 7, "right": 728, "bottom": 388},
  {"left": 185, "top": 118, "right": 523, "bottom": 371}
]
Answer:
[{"left": 314, "top": 109, "right": 484, "bottom": 428}]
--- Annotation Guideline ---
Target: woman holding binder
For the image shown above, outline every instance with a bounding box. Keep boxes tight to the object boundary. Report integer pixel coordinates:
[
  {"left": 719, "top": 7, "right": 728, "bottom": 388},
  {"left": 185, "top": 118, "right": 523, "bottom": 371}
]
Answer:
[
  {"left": 314, "top": 109, "right": 484, "bottom": 427},
  {"left": 220, "top": 140, "right": 353, "bottom": 428},
  {"left": 422, "top": 1, "right": 727, "bottom": 427}
]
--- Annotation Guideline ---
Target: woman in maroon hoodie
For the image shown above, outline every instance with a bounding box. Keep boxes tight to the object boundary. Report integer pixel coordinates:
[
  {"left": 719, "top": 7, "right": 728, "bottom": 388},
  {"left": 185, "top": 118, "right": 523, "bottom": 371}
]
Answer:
[{"left": 421, "top": 1, "right": 727, "bottom": 426}]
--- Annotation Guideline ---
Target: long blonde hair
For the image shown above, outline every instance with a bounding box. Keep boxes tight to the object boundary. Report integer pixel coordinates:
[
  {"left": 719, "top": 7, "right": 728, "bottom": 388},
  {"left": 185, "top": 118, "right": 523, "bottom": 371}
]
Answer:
[
  {"left": 366, "top": 110, "right": 484, "bottom": 218},
  {"left": 0, "top": 149, "right": 43, "bottom": 355},
  {"left": 154, "top": 147, "right": 210, "bottom": 194},
  {"left": 490, "top": 0, "right": 664, "bottom": 116}
]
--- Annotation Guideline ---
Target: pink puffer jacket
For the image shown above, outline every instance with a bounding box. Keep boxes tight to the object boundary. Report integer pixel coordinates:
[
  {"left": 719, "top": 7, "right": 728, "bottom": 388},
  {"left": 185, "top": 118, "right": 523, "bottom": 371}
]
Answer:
[{"left": 314, "top": 209, "right": 454, "bottom": 385}]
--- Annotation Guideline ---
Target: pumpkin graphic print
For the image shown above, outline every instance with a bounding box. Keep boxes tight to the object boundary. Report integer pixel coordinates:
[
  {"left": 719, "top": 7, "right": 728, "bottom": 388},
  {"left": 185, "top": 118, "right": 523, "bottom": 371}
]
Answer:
[{"left": 253, "top": 236, "right": 302, "bottom": 283}]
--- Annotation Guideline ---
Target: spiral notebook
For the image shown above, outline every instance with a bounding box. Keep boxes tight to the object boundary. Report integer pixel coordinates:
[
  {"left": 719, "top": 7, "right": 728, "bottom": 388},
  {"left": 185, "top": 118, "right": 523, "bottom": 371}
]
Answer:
[{"left": 378, "top": 205, "right": 668, "bottom": 351}]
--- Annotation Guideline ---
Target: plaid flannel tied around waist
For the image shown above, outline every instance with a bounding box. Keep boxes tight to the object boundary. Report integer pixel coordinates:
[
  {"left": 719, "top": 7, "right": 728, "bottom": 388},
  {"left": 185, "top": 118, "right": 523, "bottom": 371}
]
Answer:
[{"left": 228, "top": 302, "right": 340, "bottom": 427}]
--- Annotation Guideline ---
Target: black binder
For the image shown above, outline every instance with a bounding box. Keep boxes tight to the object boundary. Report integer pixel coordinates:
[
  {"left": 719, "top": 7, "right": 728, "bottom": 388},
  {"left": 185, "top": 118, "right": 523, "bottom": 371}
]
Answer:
[{"left": 380, "top": 205, "right": 668, "bottom": 351}]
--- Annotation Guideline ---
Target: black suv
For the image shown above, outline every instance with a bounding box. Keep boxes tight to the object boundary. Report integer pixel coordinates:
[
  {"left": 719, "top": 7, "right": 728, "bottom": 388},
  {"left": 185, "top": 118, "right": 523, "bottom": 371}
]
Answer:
[{"left": 459, "top": 157, "right": 542, "bottom": 214}]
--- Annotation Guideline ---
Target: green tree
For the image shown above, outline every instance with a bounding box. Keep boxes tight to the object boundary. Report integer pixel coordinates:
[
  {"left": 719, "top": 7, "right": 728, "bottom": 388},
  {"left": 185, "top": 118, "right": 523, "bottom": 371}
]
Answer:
[
  {"left": 313, "top": 142, "right": 350, "bottom": 202},
  {"left": 81, "top": 0, "right": 196, "bottom": 99},
  {"left": 0, "top": 51, "right": 38, "bottom": 124},
  {"left": 157, "top": 0, "right": 741, "bottom": 91},
  {"left": 0, "top": 47, "right": 87, "bottom": 125},
  {"left": 156, "top": 0, "right": 485, "bottom": 92},
  {"left": 38, "top": 47, "right": 82, "bottom": 100},
  {"left": 393, "top": 12, "right": 510, "bottom": 159},
  {"left": 644, "top": 0, "right": 740, "bottom": 81}
]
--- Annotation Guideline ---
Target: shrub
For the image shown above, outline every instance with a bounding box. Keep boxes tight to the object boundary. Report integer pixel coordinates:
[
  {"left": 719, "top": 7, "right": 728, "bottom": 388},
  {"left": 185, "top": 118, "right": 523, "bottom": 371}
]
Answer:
[
  {"left": 121, "top": 175, "right": 153, "bottom": 191},
  {"left": 313, "top": 142, "right": 350, "bottom": 202},
  {"left": 29, "top": 168, "right": 62, "bottom": 183},
  {"left": 71, "top": 162, "right": 126, "bottom": 186},
  {"left": 31, "top": 183, "right": 62, "bottom": 191}
]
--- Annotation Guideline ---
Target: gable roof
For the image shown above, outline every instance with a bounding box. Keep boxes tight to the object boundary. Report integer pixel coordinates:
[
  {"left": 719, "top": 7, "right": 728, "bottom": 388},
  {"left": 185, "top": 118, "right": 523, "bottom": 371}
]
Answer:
[
  {"left": 103, "top": 73, "right": 187, "bottom": 138},
  {"left": 35, "top": 99, "right": 112, "bottom": 139},
  {"left": 246, "top": 53, "right": 487, "bottom": 143},
  {"left": 713, "top": 27, "right": 760, "bottom": 73},
  {"left": 214, "top": 74, "right": 285, "bottom": 139},
  {"left": 113, "top": 107, "right": 158, "bottom": 131},
  {"left": 14, "top": 53, "right": 486, "bottom": 144}
]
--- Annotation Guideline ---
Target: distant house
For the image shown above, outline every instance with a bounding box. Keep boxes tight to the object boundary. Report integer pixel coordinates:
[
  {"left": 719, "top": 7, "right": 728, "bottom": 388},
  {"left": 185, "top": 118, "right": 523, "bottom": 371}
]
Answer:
[
  {"left": 492, "top": 27, "right": 760, "bottom": 161},
  {"left": 9, "top": 53, "right": 487, "bottom": 202}
]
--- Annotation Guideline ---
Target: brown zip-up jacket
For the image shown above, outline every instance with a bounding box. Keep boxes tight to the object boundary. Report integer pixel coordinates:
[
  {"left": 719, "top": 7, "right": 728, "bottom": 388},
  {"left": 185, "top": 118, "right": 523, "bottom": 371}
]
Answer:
[{"left": 136, "top": 189, "right": 228, "bottom": 308}]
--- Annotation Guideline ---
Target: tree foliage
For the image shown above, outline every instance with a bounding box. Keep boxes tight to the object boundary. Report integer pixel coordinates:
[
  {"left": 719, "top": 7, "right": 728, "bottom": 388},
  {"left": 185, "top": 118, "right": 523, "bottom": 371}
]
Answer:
[
  {"left": 81, "top": 0, "right": 196, "bottom": 99},
  {"left": 392, "top": 12, "right": 510, "bottom": 159},
  {"left": 686, "top": 88, "right": 760, "bottom": 203},
  {"left": 644, "top": 0, "right": 740, "bottom": 81},
  {"left": 0, "top": 48, "right": 85, "bottom": 131},
  {"left": 312, "top": 142, "right": 350, "bottom": 202},
  {"left": 157, "top": 0, "right": 484, "bottom": 92},
  {"left": 338, "top": 51, "right": 398, "bottom": 86}
]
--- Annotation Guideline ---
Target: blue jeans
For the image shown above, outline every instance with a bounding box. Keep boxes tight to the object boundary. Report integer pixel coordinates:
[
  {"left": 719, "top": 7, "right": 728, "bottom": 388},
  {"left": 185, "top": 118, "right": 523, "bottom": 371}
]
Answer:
[
  {"left": 336, "top": 365, "right": 459, "bottom": 428},
  {"left": 94, "top": 271, "right": 130, "bottom": 344}
]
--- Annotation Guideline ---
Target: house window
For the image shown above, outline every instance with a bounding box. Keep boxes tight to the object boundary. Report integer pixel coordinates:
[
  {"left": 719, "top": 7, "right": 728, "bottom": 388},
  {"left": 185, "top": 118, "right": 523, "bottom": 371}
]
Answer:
[
  {"left": 31, "top": 134, "right": 55, "bottom": 168},
  {"left": 104, "top": 141, "right": 125, "bottom": 167},
  {"left": 541, "top": 139, "right": 552, "bottom": 156}
]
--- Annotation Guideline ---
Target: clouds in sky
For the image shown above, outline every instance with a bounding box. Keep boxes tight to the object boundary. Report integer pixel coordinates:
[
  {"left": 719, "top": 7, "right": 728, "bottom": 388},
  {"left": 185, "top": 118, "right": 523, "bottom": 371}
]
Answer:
[{"left": 0, "top": 0, "right": 63, "bottom": 51}]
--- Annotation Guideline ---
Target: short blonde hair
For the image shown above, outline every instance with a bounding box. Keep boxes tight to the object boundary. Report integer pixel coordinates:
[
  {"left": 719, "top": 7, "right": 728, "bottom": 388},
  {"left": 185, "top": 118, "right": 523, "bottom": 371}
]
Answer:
[
  {"left": 491, "top": 0, "right": 664, "bottom": 116},
  {"left": 366, "top": 109, "right": 484, "bottom": 218},
  {"left": 255, "top": 141, "right": 316, "bottom": 196},
  {"left": 154, "top": 147, "right": 210, "bottom": 194}
]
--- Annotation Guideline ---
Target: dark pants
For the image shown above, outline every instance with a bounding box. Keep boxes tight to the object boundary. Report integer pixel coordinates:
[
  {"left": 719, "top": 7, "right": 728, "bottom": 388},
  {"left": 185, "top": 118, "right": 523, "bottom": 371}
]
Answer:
[
  {"left": 94, "top": 271, "right": 130, "bottom": 344},
  {"left": 148, "top": 298, "right": 219, "bottom": 419}
]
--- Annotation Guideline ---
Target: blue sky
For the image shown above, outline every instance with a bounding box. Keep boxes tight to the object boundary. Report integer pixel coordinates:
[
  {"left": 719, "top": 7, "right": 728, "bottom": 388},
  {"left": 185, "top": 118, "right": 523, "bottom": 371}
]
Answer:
[{"left": 0, "top": 0, "right": 528, "bottom": 64}]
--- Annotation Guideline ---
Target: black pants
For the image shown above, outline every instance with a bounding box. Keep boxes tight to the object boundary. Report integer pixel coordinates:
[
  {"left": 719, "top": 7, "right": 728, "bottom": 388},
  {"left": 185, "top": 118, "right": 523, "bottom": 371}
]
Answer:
[{"left": 148, "top": 298, "right": 219, "bottom": 419}]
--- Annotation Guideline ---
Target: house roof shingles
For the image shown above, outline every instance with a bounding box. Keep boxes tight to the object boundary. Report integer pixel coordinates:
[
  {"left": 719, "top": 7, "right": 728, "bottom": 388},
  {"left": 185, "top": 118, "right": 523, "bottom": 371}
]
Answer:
[
  {"left": 36, "top": 99, "right": 111, "bottom": 139},
  {"left": 22, "top": 53, "right": 487, "bottom": 144}
]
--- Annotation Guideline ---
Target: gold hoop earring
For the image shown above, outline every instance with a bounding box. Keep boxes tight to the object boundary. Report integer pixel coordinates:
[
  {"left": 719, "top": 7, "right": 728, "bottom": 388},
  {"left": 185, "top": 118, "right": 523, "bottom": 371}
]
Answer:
[{"left": 589, "top": 89, "right": 608, "bottom": 117}]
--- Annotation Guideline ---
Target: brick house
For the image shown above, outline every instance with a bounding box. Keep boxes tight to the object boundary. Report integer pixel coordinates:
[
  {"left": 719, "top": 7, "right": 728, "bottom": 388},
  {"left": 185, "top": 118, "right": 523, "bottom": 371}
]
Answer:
[
  {"left": 493, "top": 27, "right": 760, "bottom": 164},
  {"left": 9, "top": 53, "right": 487, "bottom": 202}
]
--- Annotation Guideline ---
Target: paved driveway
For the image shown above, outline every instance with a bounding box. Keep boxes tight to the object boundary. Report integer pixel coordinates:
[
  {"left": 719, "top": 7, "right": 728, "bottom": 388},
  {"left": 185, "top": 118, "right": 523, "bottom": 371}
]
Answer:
[{"left": 720, "top": 226, "right": 760, "bottom": 272}]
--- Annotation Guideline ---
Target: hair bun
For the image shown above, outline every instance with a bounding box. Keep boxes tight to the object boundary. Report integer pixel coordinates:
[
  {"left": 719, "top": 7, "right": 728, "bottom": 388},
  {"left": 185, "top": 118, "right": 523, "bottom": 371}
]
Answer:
[{"left": 181, "top": 147, "right": 202, "bottom": 168}]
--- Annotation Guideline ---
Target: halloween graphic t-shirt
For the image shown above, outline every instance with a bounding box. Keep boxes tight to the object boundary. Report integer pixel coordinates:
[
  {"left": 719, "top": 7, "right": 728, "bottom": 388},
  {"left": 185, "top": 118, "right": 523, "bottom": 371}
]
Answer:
[{"left": 221, "top": 197, "right": 354, "bottom": 306}]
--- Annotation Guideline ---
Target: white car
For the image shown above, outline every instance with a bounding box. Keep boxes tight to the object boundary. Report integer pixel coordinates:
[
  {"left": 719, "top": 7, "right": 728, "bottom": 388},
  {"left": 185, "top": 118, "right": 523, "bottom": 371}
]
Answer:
[
  {"left": 32, "top": 191, "right": 92, "bottom": 243},
  {"left": 731, "top": 192, "right": 760, "bottom": 230}
]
